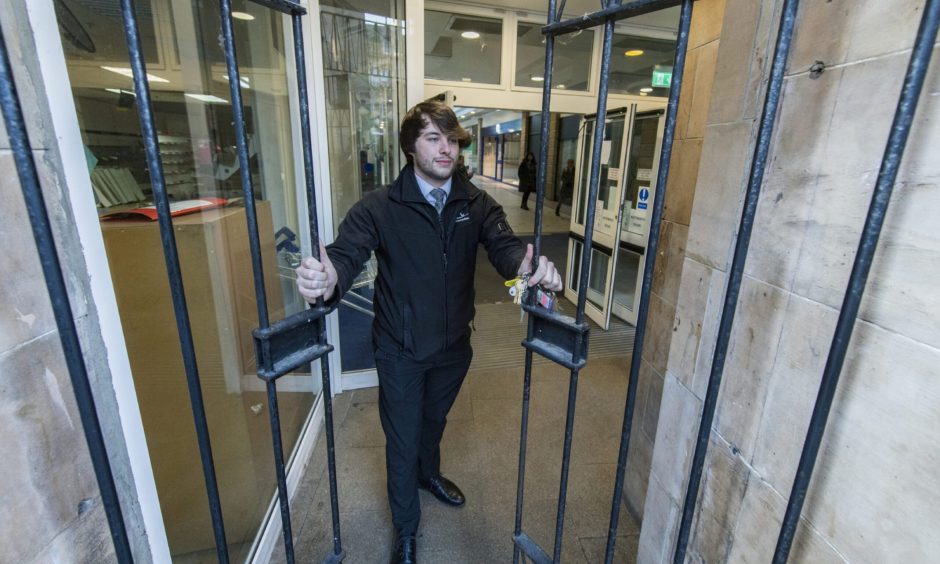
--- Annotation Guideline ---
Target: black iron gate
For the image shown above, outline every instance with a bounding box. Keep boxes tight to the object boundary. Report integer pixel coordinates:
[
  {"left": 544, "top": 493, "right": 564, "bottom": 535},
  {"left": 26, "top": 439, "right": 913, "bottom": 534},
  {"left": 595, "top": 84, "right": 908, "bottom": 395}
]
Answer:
[
  {"left": 2, "top": 0, "right": 937, "bottom": 562},
  {"left": 513, "top": 0, "right": 940, "bottom": 563}
]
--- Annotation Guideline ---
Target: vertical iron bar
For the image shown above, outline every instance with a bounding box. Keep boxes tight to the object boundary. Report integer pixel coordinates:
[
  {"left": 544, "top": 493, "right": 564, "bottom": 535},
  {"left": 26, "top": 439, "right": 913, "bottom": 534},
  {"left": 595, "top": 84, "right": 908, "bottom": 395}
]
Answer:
[
  {"left": 552, "top": 5, "right": 617, "bottom": 561},
  {"left": 515, "top": 1, "right": 557, "bottom": 559},
  {"left": 291, "top": 12, "right": 344, "bottom": 561},
  {"left": 512, "top": 350, "right": 536, "bottom": 564},
  {"left": 119, "top": 0, "right": 230, "bottom": 559},
  {"left": 772, "top": 1, "right": 939, "bottom": 562},
  {"left": 604, "top": 1, "right": 693, "bottom": 562},
  {"left": 218, "top": 0, "right": 295, "bottom": 558},
  {"left": 552, "top": 368, "right": 580, "bottom": 563},
  {"left": 673, "top": 0, "right": 801, "bottom": 561},
  {"left": 0, "top": 26, "right": 134, "bottom": 564},
  {"left": 575, "top": 13, "right": 615, "bottom": 324},
  {"left": 218, "top": 0, "right": 270, "bottom": 329}
]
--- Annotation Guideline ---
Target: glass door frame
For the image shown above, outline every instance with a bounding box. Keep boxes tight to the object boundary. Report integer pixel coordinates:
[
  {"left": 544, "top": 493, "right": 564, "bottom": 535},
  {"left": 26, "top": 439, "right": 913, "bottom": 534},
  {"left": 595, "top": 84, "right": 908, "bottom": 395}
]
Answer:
[
  {"left": 563, "top": 105, "right": 637, "bottom": 330},
  {"left": 610, "top": 111, "right": 666, "bottom": 325}
]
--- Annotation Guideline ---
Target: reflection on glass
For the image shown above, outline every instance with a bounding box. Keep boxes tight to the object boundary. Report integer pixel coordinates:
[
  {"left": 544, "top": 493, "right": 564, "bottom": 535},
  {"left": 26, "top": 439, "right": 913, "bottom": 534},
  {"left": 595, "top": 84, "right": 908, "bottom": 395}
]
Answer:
[
  {"left": 320, "top": 0, "right": 406, "bottom": 373},
  {"left": 609, "top": 32, "right": 677, "bottom": 97},
  {"left": 58, "top": 0, "right": 315, "bottom": 559},
  {"left": 623, "top": 113, "right": 662, "bottom": 238},
  {"left": 569, "top": 240, "right": 611, "bottom": 309},
  {"left": 576, "top": 116, "right": 625, "bottom": 224},
  {"left": 424, "top": 10, "right": 502, "bottom": 84},
  {"left": 613, "top": 247, "right": 642, "bottom": 314},
  {"left": 515, "top": 23, "right": 593, "bottom": 90}
]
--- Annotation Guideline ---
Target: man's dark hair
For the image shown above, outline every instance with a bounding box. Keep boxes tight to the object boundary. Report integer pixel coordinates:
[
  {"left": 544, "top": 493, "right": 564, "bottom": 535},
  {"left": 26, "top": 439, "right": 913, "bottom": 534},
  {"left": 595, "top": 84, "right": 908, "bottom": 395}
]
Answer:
[{"left": 399, "top": 101, "right": 471, "bottom": 164}]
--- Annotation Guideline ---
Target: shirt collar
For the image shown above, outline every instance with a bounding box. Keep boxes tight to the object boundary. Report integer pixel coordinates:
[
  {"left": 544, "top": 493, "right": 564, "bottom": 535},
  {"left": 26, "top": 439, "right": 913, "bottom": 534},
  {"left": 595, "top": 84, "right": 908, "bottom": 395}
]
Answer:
[{"left": 414, "top": 172, "right": 452, "bottom": 203}]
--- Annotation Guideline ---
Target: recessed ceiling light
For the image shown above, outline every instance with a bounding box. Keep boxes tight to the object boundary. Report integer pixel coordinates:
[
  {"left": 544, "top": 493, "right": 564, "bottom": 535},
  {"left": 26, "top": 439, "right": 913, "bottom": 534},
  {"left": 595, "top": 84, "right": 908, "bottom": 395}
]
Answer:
[
  {"left": 461, "top": 31, "right": 480, "bottom": 39},
  {"left": 232, "top": 11, "right": 255, "bottom": 21},
  {"left": 185, "top": 93, "right": 229, "bottom": 104},
  {"left": 462, "top": 77, "right": 472, "bottom": 82},
  {"left": 101, "top": 66, "right": 169, "bottom": 83},
  {"left": 624, "top": 49, "right": 644, "bottom": 57},
  {"left": 531, "top": 76, "right": 544, "bottom": 82},
  {"left": 640, "top": 87, "right": 653, "bottom": 93},
  {"left": 557, "top": 84, "right": 566, "bottom": 89}
]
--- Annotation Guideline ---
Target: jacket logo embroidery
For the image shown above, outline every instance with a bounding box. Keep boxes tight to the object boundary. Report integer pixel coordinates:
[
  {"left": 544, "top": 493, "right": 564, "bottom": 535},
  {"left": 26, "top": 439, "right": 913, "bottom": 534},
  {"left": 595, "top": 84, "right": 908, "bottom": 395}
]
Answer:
[{"left": 455, "top": 211, "right": 470, "bottom": 223}]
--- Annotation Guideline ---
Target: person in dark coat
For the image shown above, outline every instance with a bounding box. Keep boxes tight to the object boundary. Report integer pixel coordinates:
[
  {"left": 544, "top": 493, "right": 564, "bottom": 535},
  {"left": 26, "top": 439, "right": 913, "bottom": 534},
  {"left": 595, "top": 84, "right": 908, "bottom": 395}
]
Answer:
[
  {"left": 294, "top": 101, "right": 562, "bottom": 564},
  {"left": 518, "top": 151, "right": 537, "bottom": 210},
  {"left": 556, "top": 158, "right": 575, "bottom": 216},
  {"left": 455, "top": 154, "right": 473, "bottom": 179}
]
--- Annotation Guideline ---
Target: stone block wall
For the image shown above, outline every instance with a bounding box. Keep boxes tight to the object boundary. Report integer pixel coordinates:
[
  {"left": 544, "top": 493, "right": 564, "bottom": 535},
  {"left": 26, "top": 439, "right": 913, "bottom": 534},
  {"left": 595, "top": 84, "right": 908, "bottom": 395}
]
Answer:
[
  {"left": 638, "top": 0, "right": 940, "bottom": 562},
  {"left": 0, "top": 1, "right": 150, "bottom": 561},
  {"left": 623, "top": 0, "right": 727, "bottom": 519}
]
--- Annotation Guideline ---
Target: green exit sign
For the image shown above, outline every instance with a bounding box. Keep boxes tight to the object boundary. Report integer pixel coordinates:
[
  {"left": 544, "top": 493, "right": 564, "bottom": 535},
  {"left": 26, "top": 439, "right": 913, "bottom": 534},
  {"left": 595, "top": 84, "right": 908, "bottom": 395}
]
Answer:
[{"left": 651, "top": 67, "right": 673, "bottom": 88}]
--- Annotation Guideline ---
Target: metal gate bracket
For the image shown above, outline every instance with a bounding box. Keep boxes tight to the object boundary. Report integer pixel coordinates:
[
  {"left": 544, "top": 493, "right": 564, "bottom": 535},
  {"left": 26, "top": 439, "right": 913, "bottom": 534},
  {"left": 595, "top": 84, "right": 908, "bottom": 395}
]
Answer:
[
  {"left": 253, "top": 305, "right": 334, "bottom": 381},
  {"left": 521, "top": 304, "right": 590, "bottom": 370},
  {"left": 513, "top": 532, "right": 552, "bottom": 564}
]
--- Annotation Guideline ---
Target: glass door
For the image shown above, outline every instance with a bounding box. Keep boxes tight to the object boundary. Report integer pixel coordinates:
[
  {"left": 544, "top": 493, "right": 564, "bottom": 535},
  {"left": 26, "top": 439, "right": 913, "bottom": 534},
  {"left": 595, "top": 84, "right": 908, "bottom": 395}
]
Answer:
[
  {"left": 319, "top": 0, "right": 407, "bottom": 374},
  {"left": 564, "top": 106, "right": 637, "bottom": 329},
  {"left": 611, "top": 111, "right": 666, "bottom": 324}
]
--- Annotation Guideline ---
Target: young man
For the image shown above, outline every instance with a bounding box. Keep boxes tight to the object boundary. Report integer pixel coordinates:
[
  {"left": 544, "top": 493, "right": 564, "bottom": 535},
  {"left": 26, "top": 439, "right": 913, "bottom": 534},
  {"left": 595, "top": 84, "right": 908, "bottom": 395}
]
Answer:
[{"left": 295, "top": 101, "right": 562, "bottom": 563}]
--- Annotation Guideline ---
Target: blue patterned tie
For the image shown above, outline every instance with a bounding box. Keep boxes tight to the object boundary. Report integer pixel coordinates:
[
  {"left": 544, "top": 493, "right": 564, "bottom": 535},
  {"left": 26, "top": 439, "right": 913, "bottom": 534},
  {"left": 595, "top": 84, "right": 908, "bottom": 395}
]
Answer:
[{"left": 430, "top": 188, "right": 447, "bottom": 214}]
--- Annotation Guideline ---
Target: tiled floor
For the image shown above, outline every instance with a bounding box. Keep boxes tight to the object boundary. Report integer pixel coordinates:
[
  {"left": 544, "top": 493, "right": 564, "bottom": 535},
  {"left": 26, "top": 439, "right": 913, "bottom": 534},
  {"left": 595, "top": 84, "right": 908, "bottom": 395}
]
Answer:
[
  {"left": 274, "top": 177, "right": 639, "bottom": 563},
  {"left": 278, "top": 354, "right": 640, "bottom": 563}
]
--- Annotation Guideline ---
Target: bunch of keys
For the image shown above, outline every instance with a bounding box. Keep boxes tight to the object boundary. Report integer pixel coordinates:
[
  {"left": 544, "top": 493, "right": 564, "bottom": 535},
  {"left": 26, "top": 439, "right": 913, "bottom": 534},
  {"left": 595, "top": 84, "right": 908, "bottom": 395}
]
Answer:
[{"left": 505, "top": 272, "right": 556, "bottom": 321}]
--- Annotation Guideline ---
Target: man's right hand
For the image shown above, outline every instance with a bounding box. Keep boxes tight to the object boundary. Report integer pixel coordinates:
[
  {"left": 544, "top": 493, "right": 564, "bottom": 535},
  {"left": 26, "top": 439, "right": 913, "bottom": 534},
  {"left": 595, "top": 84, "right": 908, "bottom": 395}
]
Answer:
[{"left": 295, "top": 241, "right": 338, "bottom": 303}]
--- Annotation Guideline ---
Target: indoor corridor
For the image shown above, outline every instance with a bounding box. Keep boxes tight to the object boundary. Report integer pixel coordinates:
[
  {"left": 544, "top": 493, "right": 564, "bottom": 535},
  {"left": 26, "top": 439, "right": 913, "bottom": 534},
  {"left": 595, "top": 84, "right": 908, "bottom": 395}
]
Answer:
[{"left": 273, "top": 177, "right": 643, "bottom": 563}]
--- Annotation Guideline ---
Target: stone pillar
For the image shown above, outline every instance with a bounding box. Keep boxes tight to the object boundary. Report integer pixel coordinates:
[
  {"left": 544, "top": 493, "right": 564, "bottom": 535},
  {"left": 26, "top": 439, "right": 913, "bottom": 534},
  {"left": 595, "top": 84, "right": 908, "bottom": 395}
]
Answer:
[
  {"left": 0, "top": 1, "right": 154, "bottom": 561},
  {"left": 639, "top": 0, "right": 940, "bottom": 562}
]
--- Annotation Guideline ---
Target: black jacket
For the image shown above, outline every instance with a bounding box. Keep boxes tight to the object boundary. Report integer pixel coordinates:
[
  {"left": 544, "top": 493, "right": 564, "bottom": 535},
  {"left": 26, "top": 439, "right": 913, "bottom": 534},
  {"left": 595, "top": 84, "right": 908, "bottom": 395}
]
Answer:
[{"left": 326, "top": 165, "right": 526, "bottom": 360}]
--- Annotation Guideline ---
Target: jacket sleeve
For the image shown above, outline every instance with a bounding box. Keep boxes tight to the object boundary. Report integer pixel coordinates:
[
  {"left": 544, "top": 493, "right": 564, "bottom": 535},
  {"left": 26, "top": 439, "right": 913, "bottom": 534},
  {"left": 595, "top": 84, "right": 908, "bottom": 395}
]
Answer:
[
  {"left": 323, "top": 195, "right": 380, "bottom": 308},
  {"left": 479, "top": 192, "right": 526, "bottom": 280}
]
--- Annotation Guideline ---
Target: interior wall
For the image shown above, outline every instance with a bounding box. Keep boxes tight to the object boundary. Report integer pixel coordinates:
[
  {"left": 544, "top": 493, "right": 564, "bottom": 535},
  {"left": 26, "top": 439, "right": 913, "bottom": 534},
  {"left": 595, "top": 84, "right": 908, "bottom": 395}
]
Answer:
[
  {"left": 622, "top": 0, "right": 727, "bottom": 520},
  {"left": 639, "top": 0, "right": 940, "bottom": 562}
]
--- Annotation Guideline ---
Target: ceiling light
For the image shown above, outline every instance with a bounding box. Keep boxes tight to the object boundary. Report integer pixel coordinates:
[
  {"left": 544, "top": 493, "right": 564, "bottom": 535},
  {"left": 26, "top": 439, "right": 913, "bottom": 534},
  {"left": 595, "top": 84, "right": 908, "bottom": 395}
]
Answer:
[
  {"left": 185, "top": 93, "right": 229, "bottom": 104},
  {"left": 223, "top": 74, "right": 250, "bottom": 88},
  {"left": 557, "top": 84, "right": 566, "bottom": 89},
  {"left": 640, "top": 87, "right": 653, "bottom": 93},
  {"left": 462, "top": 77, "right": 472, "bottom": 82},
  {"left": 640, "top": 92, "right": 649, "bottom": 96},
  {"left": 531, "top": 76, "right": 544, "bottom": 82},
  {"left": 232, "top": 11, "right": 255, "bottom": 21},
  {"left": 461, "top": 31, "right": 480, "bottom": 39},
  {"left": 624, "top": 49, "right": 644, "bottom": 57},
  {"left": 101, "top": 66, "right": 169, "bottom": 83}
]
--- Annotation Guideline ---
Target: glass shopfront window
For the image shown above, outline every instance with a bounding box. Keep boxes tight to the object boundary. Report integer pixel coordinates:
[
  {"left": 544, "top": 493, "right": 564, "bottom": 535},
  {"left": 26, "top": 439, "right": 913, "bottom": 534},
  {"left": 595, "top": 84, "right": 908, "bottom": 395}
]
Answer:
[
  {"left": 320, "top": 0, "right": 406, "bottom": 373},
  {"left": 515, "top": 23, "right": 593, "bottom": 91},
  {"left": 424, "top": 10, "right": 502, "bottom": 84},
  {"left": 57, "top": 0, "right": 315, "bottom": 559}
]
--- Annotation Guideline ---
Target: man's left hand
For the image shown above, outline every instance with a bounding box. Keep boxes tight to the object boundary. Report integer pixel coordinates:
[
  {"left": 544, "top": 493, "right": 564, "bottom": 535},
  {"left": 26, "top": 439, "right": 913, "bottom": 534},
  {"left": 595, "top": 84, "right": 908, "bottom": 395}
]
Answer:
[{"left": 518, "top": 243, "right": 563, "bottom": 292}]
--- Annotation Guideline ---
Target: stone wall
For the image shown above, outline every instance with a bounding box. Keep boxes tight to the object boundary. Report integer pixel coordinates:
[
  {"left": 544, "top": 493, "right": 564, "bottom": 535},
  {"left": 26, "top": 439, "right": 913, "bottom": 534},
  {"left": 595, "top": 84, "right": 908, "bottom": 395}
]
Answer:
[
  {"left": 0, "top": 1, "right": 151, "bottom": 561},
  {"left": 623, "top": 0, "right": 727, "bottom": 518},
  {"left": 638, "top": 0, "right": 940, "bottom": 562}
]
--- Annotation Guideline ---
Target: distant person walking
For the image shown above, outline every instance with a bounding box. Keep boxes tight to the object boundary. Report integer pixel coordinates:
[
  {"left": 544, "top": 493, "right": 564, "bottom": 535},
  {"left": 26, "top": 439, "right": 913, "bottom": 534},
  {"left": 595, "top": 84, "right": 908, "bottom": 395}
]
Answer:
[
  {"left": 518, "top": 151, "right": 537, "bottom": 210},
  {"left": 556, "top": 158, "right": 575, "bottom": 216}
]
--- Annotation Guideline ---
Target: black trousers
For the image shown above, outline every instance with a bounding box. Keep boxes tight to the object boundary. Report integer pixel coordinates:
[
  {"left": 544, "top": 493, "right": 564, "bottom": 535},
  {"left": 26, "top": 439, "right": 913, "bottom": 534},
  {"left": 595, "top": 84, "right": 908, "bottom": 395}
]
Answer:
[{"left": 374, "top": 341, "right": 473, "bottom": 536}]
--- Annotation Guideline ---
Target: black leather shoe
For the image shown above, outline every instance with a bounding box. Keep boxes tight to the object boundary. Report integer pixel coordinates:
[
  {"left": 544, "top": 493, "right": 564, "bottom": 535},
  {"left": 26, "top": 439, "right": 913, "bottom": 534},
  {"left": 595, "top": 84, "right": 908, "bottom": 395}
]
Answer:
[
  {"left": 390, "top": 534, "right": 416, "bottom": 564},
  {"left": 418, "top": 474, "right": 465, "bottom": 506}
]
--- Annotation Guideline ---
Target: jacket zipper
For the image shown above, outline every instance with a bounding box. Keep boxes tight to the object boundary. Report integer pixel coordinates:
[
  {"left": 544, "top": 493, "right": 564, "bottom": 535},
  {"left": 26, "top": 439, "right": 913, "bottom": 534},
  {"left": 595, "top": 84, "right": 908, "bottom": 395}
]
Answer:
[{"left": 438, "top": 209, "right": 448, "bottom": 351}]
